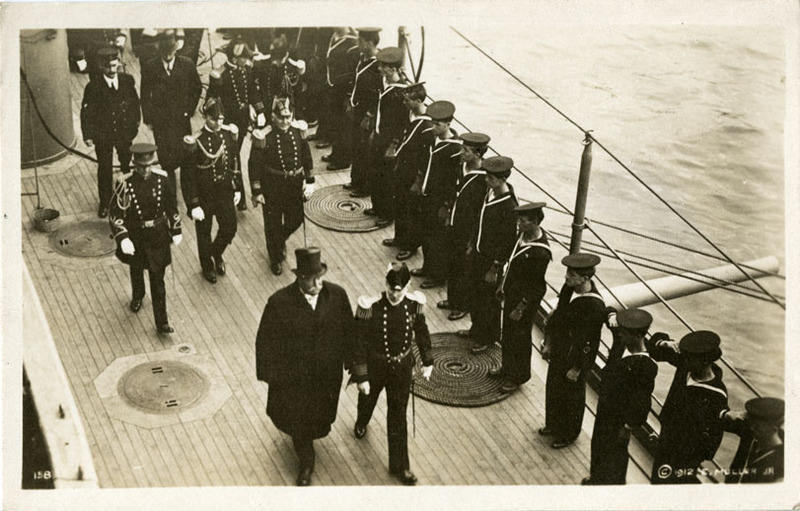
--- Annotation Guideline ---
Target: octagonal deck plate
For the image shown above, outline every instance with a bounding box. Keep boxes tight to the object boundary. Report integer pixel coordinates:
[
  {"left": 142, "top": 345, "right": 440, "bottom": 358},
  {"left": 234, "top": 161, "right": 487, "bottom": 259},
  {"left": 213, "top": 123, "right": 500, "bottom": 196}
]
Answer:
[{"left": 94, "top": 344, "right": 231, "bottom": 429}]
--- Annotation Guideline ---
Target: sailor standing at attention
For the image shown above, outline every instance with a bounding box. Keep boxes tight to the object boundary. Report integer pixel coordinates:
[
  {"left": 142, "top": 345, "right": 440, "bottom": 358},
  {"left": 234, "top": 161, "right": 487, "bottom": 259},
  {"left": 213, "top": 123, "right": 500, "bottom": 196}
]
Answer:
[
  {"left": 181, "top": 98, "right": 243, "bottom": 284},
  {"left": 351, "top": 263, "right": 433, "bottom": 485},
  {"left": 539, "top": 253, "right": 606, "bottom": 449},
  {"left": 108, "top": 143, "right": 182, "bottom": 334}
]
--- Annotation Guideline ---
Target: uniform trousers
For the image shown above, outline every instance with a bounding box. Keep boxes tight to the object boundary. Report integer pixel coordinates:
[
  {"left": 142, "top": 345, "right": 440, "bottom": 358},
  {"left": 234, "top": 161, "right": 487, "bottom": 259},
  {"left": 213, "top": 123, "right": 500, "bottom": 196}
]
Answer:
[
  {"left": 544, "top": 355, "right": 587, "bottom": 442},
  {"left": 355, "top": 356, "right": 413, "bottom": 473},
  {"left": 349, "top": 116, "right": 371, "bottom": 193},
  {"left": 324, "top": 84, "right": 353, "bottom": 165},
  {"left": 445, "top": 233, "right": 472, "bottom": 312},
  {"left": 589, "top": 415, "right": 630, "bottom": 485},
  {"left": 369, "top": 145, "right": 395, "bottom": 220},
  {"left": 467, "top": 252, "right": 501, "bottom": 346},
  {"left": 194, "top": 190, "right": 237, "bottom": 273},
  {"left": 420, "top": 200, "right": 450, "bottom": 282},
  {"left": 499, "top": 300, "right": 534, "bottom": 385},
  {"left": 130, "top": 263, "right": 167, "bottom": 327},
  {"left": 261, "top": 175, "right": 304, "bottom": 263},
  {"left": 95, "top": 138, "right": 132, "bottom": 207}
]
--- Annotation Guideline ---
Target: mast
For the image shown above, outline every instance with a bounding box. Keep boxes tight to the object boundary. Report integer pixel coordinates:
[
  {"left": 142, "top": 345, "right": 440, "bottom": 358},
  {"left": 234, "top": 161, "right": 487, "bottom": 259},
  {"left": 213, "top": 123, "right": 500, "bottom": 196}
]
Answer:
[{"left": 569, "top": 133, "right": 593, "bottom": 254}]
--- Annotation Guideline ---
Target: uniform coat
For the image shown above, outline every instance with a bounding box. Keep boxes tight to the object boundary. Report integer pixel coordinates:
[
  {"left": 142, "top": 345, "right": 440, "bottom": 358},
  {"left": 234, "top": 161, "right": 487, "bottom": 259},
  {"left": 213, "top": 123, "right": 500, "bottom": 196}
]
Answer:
[
  {"left": 140, "top": 55, "right": 202, "bottom": 176},
  {"left": 248, "top": 124, "right": 314, "bottom": 263},
  {"left": 588, "top": 328, "right": 657, "bottom": 485},
  {"left": 318, "top": 33, "right": 359, "bottom": 158},
  {"left": 80, "top": 72, "right": 141, "bottom": 207},
  {"left": 182, "top": 125, "right": 243, "bottom": 273},
  {"left": 352, "top": 292, "right": 433, "bottom": 473},
  {"left": 498, "top": 231, "right": 552, "bottom": 384},
  {"left": 647, "top": 335, "right": 728, "bottom": 484},
  {"left": 348, "top": 55, "right": 382, "bottom": 193},
  {"left": 255, "top": 281, "right": 356, "bottom": 439},
  {"left": 544, "top": 282, "right": 607, "bottom": 442},
  {"left": 207, "top": 62, "right": 262, "bottom": 154},
  {"left": 468, "top": 187, "right": 518, "bottom": 346},
  {"left": 370, "top": 81, "right": 409, "bottom": 220},
  {"left": 108, "top": 169, "right": 181, "bottom": 326},
  {"left": 446, "top": 169, "right": 487, "bottom": 311}
]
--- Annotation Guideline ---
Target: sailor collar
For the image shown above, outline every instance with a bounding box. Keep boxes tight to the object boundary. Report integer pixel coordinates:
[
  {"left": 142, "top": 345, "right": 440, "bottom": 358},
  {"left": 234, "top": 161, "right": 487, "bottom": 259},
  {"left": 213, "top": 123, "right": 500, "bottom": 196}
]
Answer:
[
  {"left": 569, "top": 285, "right": 604, "bottom": 303},
  {"left": 329, "top": 33, "right": 356, "bottom": 53}
]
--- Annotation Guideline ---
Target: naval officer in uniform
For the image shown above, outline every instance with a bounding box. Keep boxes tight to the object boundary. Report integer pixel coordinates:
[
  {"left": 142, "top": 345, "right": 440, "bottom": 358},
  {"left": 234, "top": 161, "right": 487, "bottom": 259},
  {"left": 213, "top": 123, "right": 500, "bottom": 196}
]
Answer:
[
  {"left": 108, "top": 143, "right": 182, "bottom": 334},
  {"left": 182, "top": 98, "right": 243, "bottom": 284},
  {"left": 351, "top": 263, "right": 433, "bottom": 485}
]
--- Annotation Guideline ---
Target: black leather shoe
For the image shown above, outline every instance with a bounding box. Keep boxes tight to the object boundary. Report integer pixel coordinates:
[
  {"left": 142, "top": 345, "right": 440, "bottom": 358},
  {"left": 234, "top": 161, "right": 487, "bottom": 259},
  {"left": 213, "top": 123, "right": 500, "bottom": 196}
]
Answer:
[
  {"left": 296, "top": 467, "right": 313, "bottom": 486},
  {"left": 321, "top": 154, "right": 332, "bottom": 162},
  {"left": 393, "top": 470, "right": 417, "bottom": 486},
  {"left": 382, "top": 238, "right": 397, "bottom": 247},
  {"left": 448, "top": 310, "right": 467, "bottom": 321},
  {"left": 581, "top": 477, "right": 593, "bottom": 486},
  {"left": 203, "top": 270, "right": 217, "bottom": 284},
  {"left": 410, "top": 268, "right": 426, "bottom": 277},
  {"left": 98, "top": 205, "right": 109, "bottom": 218},
  {"left": 375, "top": 218, "right": 392, "bottom": 228},
  {"left": 437, "top": 300, "right": 451, "bottom": 310},
  {"left": 157, "top": 323, "right": 174, "bottom": 334},
  {"left": 315, "top": 141, "right": 331, "bottom": 149},
  {"left": 538, "top": 427, "right": 554, "bottom": 436},
  {"left": 456, "top": 329, "right": 472, "bottom": 338},
  {"left": 551, "top": 438, "right": 575, "bottom": 449},
  {"left": 353, "top": 424, "right": 367, "bottom": 439},
  {"left": 270, "top": 261, "right": 283, "bottom": 276},
  {"left": 328, "top": 162, "right": 351, "bottom": 171},
  {"left": 395, "top": 249, "right": 416, "bottom": 261},
  {"left": 343, "top": 182, "right": 354, "bottom": 190},
  {"left": 364, "top": 208, "right": 377, "bottom": 216},
  {"left": 488, "top": 367, "right": 503, "bottom": 377},
  {"left": 420, "top": 280, "right": 441, "bottom": 289},
  {"left": 129, "top": 298, "right": 142, "bottom": 313},
  {"left": 214, "top": 256, "right": 226, "bottom": 276},
  {"left": 500, "top": 381, "right": 519, "bottom": 393},
  {"left": 350, "top": 190, "right": 369, "bottom": 198}
]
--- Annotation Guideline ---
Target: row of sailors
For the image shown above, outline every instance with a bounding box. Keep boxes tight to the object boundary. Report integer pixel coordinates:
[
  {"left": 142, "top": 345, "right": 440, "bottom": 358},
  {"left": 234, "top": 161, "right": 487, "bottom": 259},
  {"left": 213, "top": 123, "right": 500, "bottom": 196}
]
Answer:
[{"left": 93, "top": 27, "right": 783, "bottom": 487}]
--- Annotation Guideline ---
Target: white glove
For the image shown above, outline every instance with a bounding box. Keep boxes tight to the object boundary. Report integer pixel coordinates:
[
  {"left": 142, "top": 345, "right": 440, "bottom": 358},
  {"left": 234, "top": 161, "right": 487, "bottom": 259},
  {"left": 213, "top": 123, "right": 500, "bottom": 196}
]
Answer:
[
  {"left": 302, "top": 181, "right": 315, "bottom": 201},
  {"left": 249, "top": 104, "right": 257, "bottom": 122},
  {"left": 76, "top": 58, "right": 88, "bottom": 72},
  {"left": 421, "top": 365, "right": 433, "bottom": 380},
  {"left": 172, "top": 234, "right": 182, "bottom": 246},
  {"left": 253, "top": 193, "right": 265, "bottom": 206},
  {"left": 234, "top": 191, "right": 242, "bottom": 205},
  {"left": 607, "top": 312, "right": 618, "bottom": 328},
  {"left": 176, "top": 38, "right": 185, "bottom": 51},
  {"left": 120, "top": 238, "right": 135, "bottom": 255},
  {"left": 114, "top": 34, "right": 127, "bottom": 48},
  {"left": 257, "top": 112, "right": 266, "bottom": 128},
  {"left": 357, "top": 381, "right": 370, "bottom": 395},
  {"left": 191, "top": 207, "right": 205, "bottom": 221}
]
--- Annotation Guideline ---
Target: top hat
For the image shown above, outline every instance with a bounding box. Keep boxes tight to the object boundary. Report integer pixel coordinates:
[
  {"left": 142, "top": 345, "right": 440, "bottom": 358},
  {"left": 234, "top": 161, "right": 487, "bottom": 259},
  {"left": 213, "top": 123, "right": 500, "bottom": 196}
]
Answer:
[
  {"left": 130, "top": 143, "right": 158, "bottom": 166},
  {"left": 386, "top": 262, "right": 411, "bottom": 290},
  {"left": 293, "top": 247, "right": 327, "bottom": 278},
  {"left": 561, "top": 252, "right": 601, "bottom": 269}
]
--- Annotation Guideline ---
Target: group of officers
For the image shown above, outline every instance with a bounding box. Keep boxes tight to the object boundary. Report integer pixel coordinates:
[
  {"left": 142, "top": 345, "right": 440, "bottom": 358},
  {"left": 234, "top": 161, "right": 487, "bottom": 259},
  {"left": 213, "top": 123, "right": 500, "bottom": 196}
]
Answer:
[{"left": 80, "top": 26, "right": 783, "bottom": 487}]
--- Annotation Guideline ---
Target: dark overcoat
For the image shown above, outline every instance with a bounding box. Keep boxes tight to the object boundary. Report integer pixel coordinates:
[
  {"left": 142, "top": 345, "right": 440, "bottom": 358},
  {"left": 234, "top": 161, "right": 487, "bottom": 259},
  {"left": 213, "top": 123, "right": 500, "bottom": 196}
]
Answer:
[{"left": 255, "top": 281, "right": 356, "bottom": 439}]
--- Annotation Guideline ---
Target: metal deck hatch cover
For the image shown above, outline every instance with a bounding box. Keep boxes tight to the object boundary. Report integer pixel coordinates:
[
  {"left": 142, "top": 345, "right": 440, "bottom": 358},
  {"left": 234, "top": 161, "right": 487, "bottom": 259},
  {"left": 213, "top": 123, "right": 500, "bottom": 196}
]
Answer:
[
  {"left": 118, "top": 360, "right": 211, "bottom": 414},
  {"left": 49, "top": 220, "right": 116, "bottom": 257},
  {"left": 304, "top": 185, "right": 387, "bottom": 232},
  {"left": 411, "top": 333, "right": 512, "bottom": 407}
]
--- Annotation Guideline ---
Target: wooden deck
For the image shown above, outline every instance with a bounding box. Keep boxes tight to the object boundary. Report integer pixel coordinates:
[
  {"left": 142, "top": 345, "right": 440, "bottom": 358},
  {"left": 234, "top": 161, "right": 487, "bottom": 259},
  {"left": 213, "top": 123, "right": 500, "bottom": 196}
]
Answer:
[{"left": 19, "top": 33, "right": 633, "bottom": 488}]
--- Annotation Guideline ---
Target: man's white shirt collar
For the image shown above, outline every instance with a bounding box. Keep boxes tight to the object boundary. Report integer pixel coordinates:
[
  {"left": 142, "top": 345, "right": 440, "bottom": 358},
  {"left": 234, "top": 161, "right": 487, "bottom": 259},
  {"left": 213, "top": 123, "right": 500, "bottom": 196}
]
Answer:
[{"left": 103, "top": 74, "right": 119, "bottom": 90}]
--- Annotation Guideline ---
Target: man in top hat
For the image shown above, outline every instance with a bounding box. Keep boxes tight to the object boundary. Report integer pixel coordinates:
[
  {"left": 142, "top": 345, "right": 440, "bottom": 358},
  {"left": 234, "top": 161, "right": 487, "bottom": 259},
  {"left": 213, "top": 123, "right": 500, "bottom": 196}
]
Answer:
[
  {"left": 351, "top": 263, "right": 434, "bottom": 485},
  {"left": 207, "top": 36, "right": 266, "bottom": 159},
  {"left": 721, "top": 397, "right": 784, "bottom": 483},
  {"left": 489, "top": 202, "right": 552, "bottom": 393},
  {"left": 582, "top": 308, "right": 658, "bottom": 485},
  {"left": 248, "top": 97, "right": 314, "bottom": 276},
  {"left": 386, "top": 82, "right": 434, "bottom": 261},
  {"left": 108, "top": 143, "right": 182, "bottom": 334},
  {"left": 317, "top": 27, "right": 359, "bottom": 166},
  {"left": 343, "top": 27, "right": 383, "bottom": 196},
  {"left": 647, "top": 329, "right": 729, "bottom": 484},
  {"left": 255, "top": 247, "right": 356, "bottom": 486},
  {"left": 461, "top": 156, "right": 518, "bottom": 352},
  {"left": 539, "top": 253, "right": 607, "bottom": 449},
  {"left": 140, "top": 30, "right": 202, "bottom": 195},
  {"left": 182, "top": 98, "right": 243, "bottom": 284},
  {"left": 409, "top": 100, "right": 463, "bottom": 288},
  {"left": 365, "top": 46, "right": 409, "bottom": 227},
  {"left": 253, "top": 33, "right": 306, "bottom": 111},
  {"left": 81, "top": 46, "right": 141, "bottom": 218},
  {"left": 437, "top": 132, "right": 491, "bottom": 321}
]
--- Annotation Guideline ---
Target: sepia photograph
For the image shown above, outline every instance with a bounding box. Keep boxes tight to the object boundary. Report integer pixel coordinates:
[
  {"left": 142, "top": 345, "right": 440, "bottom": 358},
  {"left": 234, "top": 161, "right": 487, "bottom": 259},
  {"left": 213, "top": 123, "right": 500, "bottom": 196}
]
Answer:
[{"left": 2, "top": 1, "right": 797, "bottom": 509}]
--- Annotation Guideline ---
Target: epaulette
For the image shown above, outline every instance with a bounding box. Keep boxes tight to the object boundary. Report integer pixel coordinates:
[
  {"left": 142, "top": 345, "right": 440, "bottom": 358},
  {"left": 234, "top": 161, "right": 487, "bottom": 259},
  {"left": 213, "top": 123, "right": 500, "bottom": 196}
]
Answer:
[
  {"left": 210, "top": 67, "right": 224, "bottom": 80},
  {"left": 151, "top": 167, "right": 168, "bottom": 177},
  {"left": 221, "top": 123, "right": 239, "bottom": 140},
  {"left": 355, "top": 294, "right": 381, "bottom": 319},
  {"left": 291, "top": 119, "right": 308, "bottom": 139},
  {"left": 287, "top": 58, "right": 306, "bottom": 73},
  {"left": 406, "top": 291, "right": 426, "bottom": 313}
]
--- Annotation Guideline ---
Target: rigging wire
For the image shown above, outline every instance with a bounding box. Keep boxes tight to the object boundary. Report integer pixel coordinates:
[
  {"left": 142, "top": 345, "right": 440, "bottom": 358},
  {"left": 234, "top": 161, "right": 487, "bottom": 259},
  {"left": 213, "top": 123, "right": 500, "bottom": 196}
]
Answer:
[{"left": 449, "top": 26, "right": 785, "bottom": 311}]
